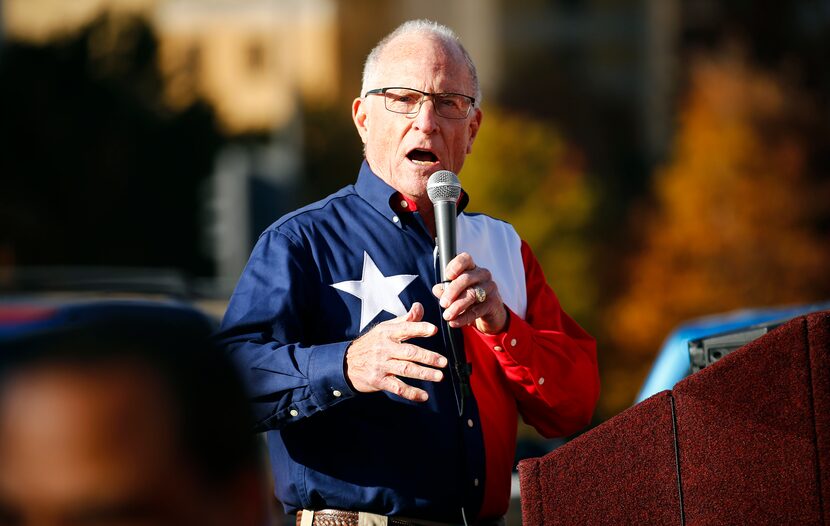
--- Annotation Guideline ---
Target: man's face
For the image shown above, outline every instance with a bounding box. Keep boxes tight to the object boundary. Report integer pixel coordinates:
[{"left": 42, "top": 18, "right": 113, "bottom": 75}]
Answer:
[
  {"left": 0, "top": 362, "right": 257, "bottom": 526},
  {"left": 353, "top": 34, "right": 483, "bottom": 202}
]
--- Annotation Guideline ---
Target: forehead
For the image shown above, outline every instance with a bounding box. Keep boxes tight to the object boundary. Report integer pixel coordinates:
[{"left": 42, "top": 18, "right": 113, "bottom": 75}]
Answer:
[{"left": 373, "top": 33, "right": 474, "bottom": 93}]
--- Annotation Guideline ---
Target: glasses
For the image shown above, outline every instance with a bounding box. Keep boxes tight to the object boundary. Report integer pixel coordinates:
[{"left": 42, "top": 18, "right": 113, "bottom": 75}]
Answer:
[{"left": 364, "top": 87, "right": 476, "bottom": 119}]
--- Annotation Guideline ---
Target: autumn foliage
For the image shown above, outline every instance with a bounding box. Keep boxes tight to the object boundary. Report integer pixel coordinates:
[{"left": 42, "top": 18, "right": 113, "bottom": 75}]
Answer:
[
  {"left": 603, "top": 51, "right": 830, "bottom": 412},
  {"left": 461, "top": 107, "right": 597, "bottom": 328}
]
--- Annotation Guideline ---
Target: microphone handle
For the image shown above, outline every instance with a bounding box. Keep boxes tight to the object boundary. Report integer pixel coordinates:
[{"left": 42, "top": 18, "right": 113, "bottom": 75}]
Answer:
[{"left": 434, "top": 200, "right": 457, "bottom": 282}]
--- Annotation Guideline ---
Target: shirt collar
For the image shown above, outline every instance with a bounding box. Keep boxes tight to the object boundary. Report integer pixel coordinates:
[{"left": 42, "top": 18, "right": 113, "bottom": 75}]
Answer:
[
  {"left": 392, "top": 192, "right": 419, "bottom": 213},
  {"left": 354, "top": 161, "right": 400, "bottom": 223},
  {"left": 354, "top": 160, "right": 470, "bottom": 223}
]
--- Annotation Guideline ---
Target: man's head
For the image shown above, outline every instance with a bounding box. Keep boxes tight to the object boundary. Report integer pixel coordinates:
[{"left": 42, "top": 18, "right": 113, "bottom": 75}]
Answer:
[
  {"left": 0, "top": 305, "right": 266, "bottom": 526},
  {"left": 352, "top": 20, "right": 483, "bottom": 205}
]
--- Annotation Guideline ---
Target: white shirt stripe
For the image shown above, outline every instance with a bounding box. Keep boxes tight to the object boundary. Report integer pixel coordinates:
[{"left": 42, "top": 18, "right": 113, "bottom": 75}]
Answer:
[{"left": 457, "top": 214, "right": 527, "bottom": 320}]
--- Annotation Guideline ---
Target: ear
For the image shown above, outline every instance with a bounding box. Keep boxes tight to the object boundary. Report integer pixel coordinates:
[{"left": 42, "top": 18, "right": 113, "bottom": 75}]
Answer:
[
  {"left": 466, "top": 107, "right": 483, "bottom": 154},
  {"left": 352, "top": 97, "right": 369, "bottom": 145}
]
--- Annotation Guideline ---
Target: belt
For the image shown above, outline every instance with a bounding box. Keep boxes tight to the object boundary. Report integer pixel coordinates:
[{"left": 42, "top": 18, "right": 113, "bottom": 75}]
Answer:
[{"left": 295, "top": 509, "right": 503, "bottom": 526}]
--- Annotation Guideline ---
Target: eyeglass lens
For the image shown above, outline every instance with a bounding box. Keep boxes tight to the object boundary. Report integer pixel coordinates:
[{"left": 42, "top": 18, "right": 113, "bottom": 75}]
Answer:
[{"left": 383, "top": 88, "right": 472, "bottom": 118}]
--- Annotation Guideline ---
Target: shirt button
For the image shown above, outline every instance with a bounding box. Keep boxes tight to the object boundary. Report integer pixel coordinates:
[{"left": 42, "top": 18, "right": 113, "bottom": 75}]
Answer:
[
  {"left": 467, "top": 419, "right": 474, "bottom": 428},
  {"left": 474, "top": 478, "right": 480, "bottom": 487},
  {"left": 493, "top": 345, "right": 503, "bottom": 352},
  {"left": 332, "top": 390, "right": 342, "bottom": 397},
  {"left": 392, "top": 216, "right": 399, "bottom": 223},
  {"left": 401, "top": 200, "right": 408, "bottom": 208},
  {"left": 289, "top": 409, "right": 299, "bottom": 417},
  {"left": 538, "top": 377, "right": 545, "bottom": 385},
  {"left": 510, "top": 338, "right": 518, "bottom": 347}
]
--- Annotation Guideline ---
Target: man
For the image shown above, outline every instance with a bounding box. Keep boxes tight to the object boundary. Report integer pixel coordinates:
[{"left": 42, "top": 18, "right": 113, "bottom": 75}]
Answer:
[
  {"left": 0, "top": 302, "right": 267, "bottom": 526},
  {"left": 218, "top": 19, "right": 599, "bottom": 525}
]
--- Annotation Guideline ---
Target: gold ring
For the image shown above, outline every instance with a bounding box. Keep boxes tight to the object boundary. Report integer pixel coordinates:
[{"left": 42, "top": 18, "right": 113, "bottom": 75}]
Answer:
[{"left": 473, "top": 286, "right": 486, "bottom": 304}]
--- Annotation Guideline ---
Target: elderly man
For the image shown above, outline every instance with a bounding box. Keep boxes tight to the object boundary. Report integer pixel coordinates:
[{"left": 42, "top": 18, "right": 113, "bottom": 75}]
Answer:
[{"left": 218, "top": 19, "right": 599, "bottom": 526}]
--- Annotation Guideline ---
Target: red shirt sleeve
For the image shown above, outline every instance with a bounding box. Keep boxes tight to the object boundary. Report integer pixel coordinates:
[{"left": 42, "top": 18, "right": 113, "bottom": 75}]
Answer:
[
  {"left": 475, "top": 239, "right": 600, "bottom": 437},
  {"left": 466, "top": 238, "right": 600, "bottom": 519}
]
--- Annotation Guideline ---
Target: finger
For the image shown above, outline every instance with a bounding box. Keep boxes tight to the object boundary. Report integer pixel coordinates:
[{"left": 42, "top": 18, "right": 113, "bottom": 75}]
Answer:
[
  {"left": 443, "top": 252, "right": 476, "bottom": 281},
  {"left": 432, "top": 283, "right": 444, "bottom": 298},
  {"left": 448, "top": 302, "right": 485, "bottom": 328},
  {"left": 389, "top": 359, "right": 444, "bottom": 382},
  {"left": 449, "top": 286, "right": 506, "bottom": 331},
  {"left": 442, "top": 288, "right": 480, "bottom": 322},
  {"left": 387, "top": 320, "right": 439, "bottom": 341},
  {"left": 379, "top": 375, "right": 429, "bottom": 402},
  {"left": 444, "top": 281, "right": 500, "bottom": 324},
  {"left": 395, "top": 302, "right": 424, "bottom": 323},
  {"left": 440, "top": 267, "right": 491, "bottom": 308},
  {"left": 441, "top": 272, "right": 492, "bottom": 316},
  {"left": 391, "top": 343, "right": 448, "bottom": 368}
]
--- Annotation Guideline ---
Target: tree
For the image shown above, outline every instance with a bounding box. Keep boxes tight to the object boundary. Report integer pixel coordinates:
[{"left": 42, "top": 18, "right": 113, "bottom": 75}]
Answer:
[
  {"left": 461, "top": 107, "right": 598, "bottom": 332},
  {"left": 0, "top": 14, "right": 220, "bottom": 276},
  {"left": 603, "top": 51, "right": 830, "bottom": 413}
]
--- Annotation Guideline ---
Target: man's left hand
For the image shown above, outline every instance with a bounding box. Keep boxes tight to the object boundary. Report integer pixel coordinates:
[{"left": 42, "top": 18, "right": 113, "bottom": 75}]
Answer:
[{"left": 431, "top": 252, "right": 508, "bottom": 334}]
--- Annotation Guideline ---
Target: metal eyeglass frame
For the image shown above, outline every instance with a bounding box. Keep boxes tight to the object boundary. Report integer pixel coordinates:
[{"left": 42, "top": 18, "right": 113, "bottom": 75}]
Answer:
[{"left": 363, "top": 87, "right": 476, "bottom": 119}]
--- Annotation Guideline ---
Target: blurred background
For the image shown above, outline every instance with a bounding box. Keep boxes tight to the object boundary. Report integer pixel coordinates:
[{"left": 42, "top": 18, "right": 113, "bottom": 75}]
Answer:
[{"left": 1, "top": 0, "right": 829, "bottom": 467}]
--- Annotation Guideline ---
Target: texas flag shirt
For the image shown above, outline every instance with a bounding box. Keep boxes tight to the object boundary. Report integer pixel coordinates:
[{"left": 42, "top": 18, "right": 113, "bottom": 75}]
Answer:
[{"left": 217, "top": 161, "right": 599, "bottom": 522}]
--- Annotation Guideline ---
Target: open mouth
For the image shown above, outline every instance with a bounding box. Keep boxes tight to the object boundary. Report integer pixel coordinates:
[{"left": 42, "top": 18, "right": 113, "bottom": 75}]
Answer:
[{"left": 406, "top": 149, "right": 439, "bottom": 165}]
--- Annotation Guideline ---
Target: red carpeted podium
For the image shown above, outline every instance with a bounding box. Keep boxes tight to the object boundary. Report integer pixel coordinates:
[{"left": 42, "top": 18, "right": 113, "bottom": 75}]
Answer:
[{"left": 519, "top": 311, "right": 830, "bottom": 525}]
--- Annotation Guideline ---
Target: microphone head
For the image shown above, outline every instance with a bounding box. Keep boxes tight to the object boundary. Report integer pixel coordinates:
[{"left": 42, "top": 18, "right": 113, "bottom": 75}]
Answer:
[{"left": 427, "top": 170, "right": 462, "bottom": 204}]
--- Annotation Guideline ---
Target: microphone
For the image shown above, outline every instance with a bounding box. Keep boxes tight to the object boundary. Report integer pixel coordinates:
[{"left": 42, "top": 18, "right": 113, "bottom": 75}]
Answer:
[
  {"left": 427, "top": 170, "right": 471, "bottom": 415},
  {"left": 427, "top": 170, "right": 462, "bottom": 282}
]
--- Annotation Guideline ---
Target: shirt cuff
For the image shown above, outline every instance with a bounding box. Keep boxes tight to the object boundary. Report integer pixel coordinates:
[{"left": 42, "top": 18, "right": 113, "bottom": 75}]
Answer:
[
  {"left": 475, "top": 307, "right": 533, "bottom": 364},
  {"left": 306, "top": 340, "right": 355, "bottom": 413}
]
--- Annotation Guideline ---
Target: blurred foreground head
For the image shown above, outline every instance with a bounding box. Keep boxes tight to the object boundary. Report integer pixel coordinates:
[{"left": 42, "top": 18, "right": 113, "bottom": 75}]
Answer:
[{"left": 0, "top": 303, "right": 266, "bottom": 526}]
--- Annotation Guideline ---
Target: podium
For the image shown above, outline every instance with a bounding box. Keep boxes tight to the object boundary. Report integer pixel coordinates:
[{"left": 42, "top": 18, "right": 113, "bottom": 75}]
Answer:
[{"left": 519, "top": 311, "right": 830, "bottom": 525}]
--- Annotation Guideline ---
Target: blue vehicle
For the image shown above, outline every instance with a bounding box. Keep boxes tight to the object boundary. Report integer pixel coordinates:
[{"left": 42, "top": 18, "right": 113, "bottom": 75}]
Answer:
[
  {"left": 0, "top": 267, "right": 219, "bottom": 343},
  {"left": 0, "top": 297, "right": 216, "bottom": 343},
  {"left": 636, "top": 300, "right": 830, "bottom": 404}
]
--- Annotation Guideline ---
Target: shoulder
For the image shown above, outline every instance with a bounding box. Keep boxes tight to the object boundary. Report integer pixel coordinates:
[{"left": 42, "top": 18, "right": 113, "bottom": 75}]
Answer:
[
  {"left": 457, "top": 212, "right": 520, "bottom": 245},
  {"left": 260, "top": 185, "right": 359, "bottom": 242},
  {"left": 273, "top": 185, "right": 357, "bottom": 229},
  {"left": 457, "top": 212, "right": 527, "bottom": 317}
]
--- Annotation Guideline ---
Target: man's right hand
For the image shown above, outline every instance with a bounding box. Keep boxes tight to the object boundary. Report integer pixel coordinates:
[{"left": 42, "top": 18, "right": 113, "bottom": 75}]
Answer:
[{"left": 345, "top": 302, "right": 446, "bottom": 402}]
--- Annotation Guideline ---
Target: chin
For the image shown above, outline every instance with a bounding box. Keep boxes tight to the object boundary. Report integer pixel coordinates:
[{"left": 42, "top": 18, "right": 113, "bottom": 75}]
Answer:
[
  {"left": 407, "top": 161, "right": 444, "bottom": 177},
  {"left": 396, "top": 175, "right": 428, "bottom": 198},
  {"left": 392, "top": 162, "right": 444, "bottom": 197}
]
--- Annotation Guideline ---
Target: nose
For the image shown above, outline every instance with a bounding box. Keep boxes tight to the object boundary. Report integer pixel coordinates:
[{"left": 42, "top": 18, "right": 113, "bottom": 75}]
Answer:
[{"left": 412, "top": 98, "right": 439, "bottom": 133}]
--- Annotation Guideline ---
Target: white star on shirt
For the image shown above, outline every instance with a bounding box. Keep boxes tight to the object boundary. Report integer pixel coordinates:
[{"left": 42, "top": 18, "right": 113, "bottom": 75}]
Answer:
[{"left": 331, "top": 251, "right": 418, "bottom": 331}]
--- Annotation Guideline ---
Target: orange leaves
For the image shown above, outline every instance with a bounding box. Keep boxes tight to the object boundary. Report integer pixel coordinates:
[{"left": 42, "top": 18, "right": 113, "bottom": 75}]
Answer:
[{"left": 608, "top": 50, "right": 830, "bottom": 368}]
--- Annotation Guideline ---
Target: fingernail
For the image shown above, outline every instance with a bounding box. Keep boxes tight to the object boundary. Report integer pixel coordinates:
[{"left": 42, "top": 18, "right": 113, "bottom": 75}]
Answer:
[
  {"left": 443, "top": 311, "right": 451, "bottom": 320},
  {"left": 438, "top": 357, "right": 447, "bottom": 367}
]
